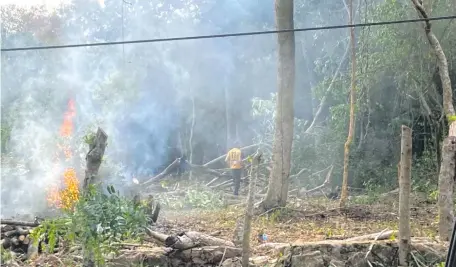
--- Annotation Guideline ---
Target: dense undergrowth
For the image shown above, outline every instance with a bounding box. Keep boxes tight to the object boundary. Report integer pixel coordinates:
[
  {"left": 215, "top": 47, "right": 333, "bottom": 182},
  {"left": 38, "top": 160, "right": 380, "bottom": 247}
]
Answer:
[{"left": 1, "top": 185, "right": 151, "bottom": 266}]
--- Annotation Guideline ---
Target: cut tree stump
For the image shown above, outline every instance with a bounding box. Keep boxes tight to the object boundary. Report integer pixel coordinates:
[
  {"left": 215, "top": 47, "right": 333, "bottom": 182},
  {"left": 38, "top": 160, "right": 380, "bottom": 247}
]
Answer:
[
  {"left": 82, "top": 127, "right": 108, "bottom": 190},
  {"left": 81, "top": 127, "right": 108, "bottom": 267}
]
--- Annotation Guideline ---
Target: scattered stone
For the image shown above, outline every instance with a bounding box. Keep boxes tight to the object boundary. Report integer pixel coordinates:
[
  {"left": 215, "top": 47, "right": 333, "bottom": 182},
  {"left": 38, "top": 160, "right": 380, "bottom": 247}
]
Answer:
[{"left": 273, "top": 239, "right": 446, "bottom": 267}]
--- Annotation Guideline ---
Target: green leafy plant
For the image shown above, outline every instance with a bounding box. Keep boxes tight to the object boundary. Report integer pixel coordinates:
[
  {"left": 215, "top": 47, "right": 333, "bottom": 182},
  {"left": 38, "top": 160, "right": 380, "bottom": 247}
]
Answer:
[
  {"left": 156, "top": 185, "right": 224, "bottom": 210},
  {"left": 0, "top": 246, "right": 13, "bottom": 263},
  {"left": 29, "top": 217, "right": 71, "bottom": 253},
  {"left": 184, "top": 188, "right": 223, "bottom": 209},
  {"left": 30, "top": 185, "right": 150, "bottom": 265},
  {"left": 83, "top": 132, "right": 96, "bottom": 145}
]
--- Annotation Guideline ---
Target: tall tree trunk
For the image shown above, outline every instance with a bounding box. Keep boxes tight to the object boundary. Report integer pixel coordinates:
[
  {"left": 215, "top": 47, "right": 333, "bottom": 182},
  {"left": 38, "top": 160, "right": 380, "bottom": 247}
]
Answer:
[
  {"left": 398, "top": 125, "right": 412, "bottom": 266},
  {"left": 410, "top": 0, "right": 455, "bottom": 241},
  {"left": 339, "top": 0, "right": 357, "bottom": 208},
  {"left": 260, "top": 0, "right": 295, "bottom": 211}
]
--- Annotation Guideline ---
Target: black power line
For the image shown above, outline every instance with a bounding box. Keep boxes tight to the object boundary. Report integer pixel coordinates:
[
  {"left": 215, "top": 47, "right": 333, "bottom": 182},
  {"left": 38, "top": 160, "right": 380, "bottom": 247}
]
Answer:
[{"left": 1, "top": 15, "right": 456, "bottom": 52}]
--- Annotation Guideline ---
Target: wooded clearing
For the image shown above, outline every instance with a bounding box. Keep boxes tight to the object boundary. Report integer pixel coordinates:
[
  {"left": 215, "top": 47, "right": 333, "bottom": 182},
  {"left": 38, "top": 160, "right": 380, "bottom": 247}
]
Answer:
[{"left": 1, "top": 0, "right": 456, "bottom": 266}]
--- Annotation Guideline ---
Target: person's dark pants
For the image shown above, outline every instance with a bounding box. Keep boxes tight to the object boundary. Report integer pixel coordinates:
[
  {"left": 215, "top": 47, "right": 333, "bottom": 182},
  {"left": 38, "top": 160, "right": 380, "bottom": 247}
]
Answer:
[{"left": 231, "top": 168, "right": 242, "bottom": 195}]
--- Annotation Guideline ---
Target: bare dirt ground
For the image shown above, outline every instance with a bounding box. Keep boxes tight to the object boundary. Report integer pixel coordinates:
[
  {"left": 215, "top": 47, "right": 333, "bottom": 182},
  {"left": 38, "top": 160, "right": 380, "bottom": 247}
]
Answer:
[{"left": 159, "top": 196, "right": 439, "bottom": 249}]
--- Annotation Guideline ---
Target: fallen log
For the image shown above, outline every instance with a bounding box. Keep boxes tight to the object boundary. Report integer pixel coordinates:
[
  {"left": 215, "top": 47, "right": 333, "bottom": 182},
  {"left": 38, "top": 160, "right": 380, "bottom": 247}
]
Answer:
[
  {"left": 212, "top": 180, "right": 233, "bottom": 189},
  {"left": 345, "top": 230, "right": 396, "bottom": 241},
  {"left": 0, "top": 220, "right": 39, "bottom": 227},
  {"left": 203, "top": 144, "right": 260, "bottom": 167},
  {"left": 206, "top": 177, "right": 220, "bottom": 187},
  {"left": 11, "top": 236, "right": 19, "bottom": 246},
  {"left": 143, "top": 158, "right": 181, "bottom": 185},
  {"left": 15, "top": 226, "right": 30, "bottom": 236},
  {"left": 2, "top": 228, "right": 31, "bottom": 239},
  {"left": 298, "top": 165, "right": 334, "bottom": 197},
  {"left": 1, "top": 225, "right": 15, "bottom": 231},
  {"left": 143, "top": 158, "right": 229, "bottom": 186},
  {"left": 188, "top": 163, "right": 229, "bottom": 178},
  {"left": 145, "top": 228, "right": 168, "bottom": 243},
  {"left": 165, "top": 231, "right": 235, "bottom": 250}
]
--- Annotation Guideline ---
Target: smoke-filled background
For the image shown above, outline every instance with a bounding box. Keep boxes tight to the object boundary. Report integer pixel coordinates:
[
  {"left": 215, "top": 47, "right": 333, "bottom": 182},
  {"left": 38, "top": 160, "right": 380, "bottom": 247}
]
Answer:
[{"left": 1, "top": 0, "right": 455, "bottom": 217}]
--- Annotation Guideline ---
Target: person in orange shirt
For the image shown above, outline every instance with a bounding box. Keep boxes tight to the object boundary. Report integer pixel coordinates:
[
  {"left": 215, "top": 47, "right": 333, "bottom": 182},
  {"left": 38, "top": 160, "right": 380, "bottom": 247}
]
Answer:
[{"left": 225, "top": 141, "right": 243, "bottom": 195}]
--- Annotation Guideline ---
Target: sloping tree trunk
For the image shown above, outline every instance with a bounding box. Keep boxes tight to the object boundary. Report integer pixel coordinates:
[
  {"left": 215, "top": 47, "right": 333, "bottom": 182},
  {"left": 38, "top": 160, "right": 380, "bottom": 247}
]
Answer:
[
  {"left": 410, "top": 0, "right": 455, "bottom": 241},
  {"left": 260, "top": 0, "right": 295, "bottom": 211},
  {"left": 242, "top": 151, "right": 262, "bottom": 267},
  {"left": 339, "top": 0, "right": 357, "bottom": 208}
]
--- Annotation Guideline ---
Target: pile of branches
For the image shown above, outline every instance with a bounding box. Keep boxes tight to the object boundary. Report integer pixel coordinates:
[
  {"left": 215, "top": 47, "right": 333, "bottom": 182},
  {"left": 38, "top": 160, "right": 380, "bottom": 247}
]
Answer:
[{"left": 0, "top": 219, "right": 41, "bottom": 260}]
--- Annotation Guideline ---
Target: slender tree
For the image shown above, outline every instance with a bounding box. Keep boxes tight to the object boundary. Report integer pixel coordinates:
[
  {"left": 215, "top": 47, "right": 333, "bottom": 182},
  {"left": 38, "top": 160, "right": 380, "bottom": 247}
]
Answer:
[
  {"left": 410, "top": 0, "right": 455, "bottom": 241},
  {"left": 242, "top": 151, "right": 262, "bottom": 267},
  {"left": 339, "top": 0, "right": 357, "bottom": 208},
  {"left": 398, "top": 125, "right": 412, "bottom": 266}
]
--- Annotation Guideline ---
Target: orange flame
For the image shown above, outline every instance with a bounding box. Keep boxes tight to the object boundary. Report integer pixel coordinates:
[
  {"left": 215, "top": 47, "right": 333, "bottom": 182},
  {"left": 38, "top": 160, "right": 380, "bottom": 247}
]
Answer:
[
  {"left": 60, "top": 98, "right": 75, "bottom": 138},
  {"left": 47, "top": 98, "right": 80, "bottom": 212}
]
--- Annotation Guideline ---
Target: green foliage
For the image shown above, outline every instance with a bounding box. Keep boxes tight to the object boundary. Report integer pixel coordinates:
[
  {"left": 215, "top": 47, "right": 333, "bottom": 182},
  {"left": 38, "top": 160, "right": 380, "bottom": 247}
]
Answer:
[
  {"left": 156, "top": 184, "right": 224, "bottom": 210},
  {"left": 29, "top": 185, "right": 150, "bottom": 265},
  {"left": 184, "top": 188, "right": 223, "bottom": 209},
  {"left": 350, "top": 193, "right": 381, "bottom": 205},
  {"left": 411, "top": 149, "right": 439, "bottom": 194},
  {"left": 0, "top": 126, "right": 11, "bottom": 152},
  {"left": 447, "top": 115, "right": 456, "bottom": 123},
  {"left": 0, "top": 246, "right": 13, "bottom": 263},
  {"left": 83, "top": 132, "right": 96, "bottom": 146},
  {"left": 29, "top": 217, "right": 70, "bottom": 253}
]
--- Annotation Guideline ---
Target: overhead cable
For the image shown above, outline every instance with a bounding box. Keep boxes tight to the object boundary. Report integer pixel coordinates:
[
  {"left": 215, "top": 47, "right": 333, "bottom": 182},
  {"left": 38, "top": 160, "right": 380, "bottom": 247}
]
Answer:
[{"left": 1, "top": 15, "right": 456, "bottom": 52}]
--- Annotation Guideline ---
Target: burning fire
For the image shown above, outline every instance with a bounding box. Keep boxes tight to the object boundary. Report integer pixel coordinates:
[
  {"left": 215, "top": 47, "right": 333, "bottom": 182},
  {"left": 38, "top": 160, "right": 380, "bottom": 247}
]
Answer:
[{"left": 47, "top": 98, "right": 80, "bottom": 211}]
